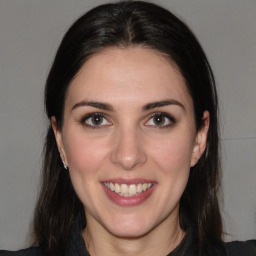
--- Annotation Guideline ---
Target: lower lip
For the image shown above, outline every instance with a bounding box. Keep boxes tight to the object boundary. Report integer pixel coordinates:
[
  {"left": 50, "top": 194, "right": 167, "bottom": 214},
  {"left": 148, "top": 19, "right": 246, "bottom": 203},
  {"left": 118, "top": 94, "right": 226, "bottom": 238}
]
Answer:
[{"left": 102, "top": 184, "right": 155, "bottom": 206}]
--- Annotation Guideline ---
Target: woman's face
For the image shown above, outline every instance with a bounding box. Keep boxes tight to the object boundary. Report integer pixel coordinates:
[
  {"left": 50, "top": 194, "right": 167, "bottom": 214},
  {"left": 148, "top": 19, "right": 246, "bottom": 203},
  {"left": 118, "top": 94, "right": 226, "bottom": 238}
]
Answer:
[{"left": 53, "top": 47, "right": 208, "bottom": 238}]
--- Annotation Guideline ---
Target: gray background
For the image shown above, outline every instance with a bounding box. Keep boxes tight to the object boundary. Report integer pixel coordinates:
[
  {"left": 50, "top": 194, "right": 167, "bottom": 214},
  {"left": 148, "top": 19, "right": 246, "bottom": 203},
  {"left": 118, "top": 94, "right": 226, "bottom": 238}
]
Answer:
[{"left": 0, "top": 0, "right": 255, "bottom": 250}]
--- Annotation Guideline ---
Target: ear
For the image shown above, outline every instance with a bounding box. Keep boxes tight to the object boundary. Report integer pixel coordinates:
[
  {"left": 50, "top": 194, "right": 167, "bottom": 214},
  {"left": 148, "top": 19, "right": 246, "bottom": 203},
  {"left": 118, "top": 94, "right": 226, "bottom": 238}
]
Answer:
[
  {"left": 190, "top": 111, "right": 210, "bottom": 167},
  {"left": 51, "top": 116, "right": 68, "bottom": 167}
]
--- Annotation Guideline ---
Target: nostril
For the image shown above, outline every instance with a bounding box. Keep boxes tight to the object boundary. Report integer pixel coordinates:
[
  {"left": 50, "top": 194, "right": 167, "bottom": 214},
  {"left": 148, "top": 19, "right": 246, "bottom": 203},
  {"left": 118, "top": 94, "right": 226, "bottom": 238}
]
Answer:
[
  {"left": 110, "top": 147, "right": 147, "bottom": 170},
  {"left": 110, "top": 129, "right": 147, "bottom": 170}
]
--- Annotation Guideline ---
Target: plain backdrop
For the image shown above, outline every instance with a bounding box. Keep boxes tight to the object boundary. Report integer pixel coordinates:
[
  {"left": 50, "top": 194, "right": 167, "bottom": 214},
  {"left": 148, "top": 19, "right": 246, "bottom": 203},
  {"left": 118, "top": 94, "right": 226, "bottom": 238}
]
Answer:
[{"left": 0, "top": 0, "right": 255, "bottom": 250}]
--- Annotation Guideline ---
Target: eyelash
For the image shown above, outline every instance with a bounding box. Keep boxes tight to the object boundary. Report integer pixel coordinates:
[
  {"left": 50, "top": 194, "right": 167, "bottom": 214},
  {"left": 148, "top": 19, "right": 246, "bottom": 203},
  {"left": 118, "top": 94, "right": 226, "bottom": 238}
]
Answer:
[
  {"left": 81, "top": 112, "right": 112, "bottom": 129},
  {"left": 80, "top": 112, "right": 176, "bottom": 129},
  {"left": 145, "top": 112, "right": 176, "bottom": 128}
]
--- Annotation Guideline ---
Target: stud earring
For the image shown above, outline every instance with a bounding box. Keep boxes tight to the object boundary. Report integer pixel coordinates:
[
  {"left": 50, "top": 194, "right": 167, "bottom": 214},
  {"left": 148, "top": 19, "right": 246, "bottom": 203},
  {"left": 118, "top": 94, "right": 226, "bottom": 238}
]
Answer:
[
  {"left": 59, "top": 151, "right": 68, "bottom": 170},
  {"left": 62, "top": 159, "right": 68, "bottom": 170}
]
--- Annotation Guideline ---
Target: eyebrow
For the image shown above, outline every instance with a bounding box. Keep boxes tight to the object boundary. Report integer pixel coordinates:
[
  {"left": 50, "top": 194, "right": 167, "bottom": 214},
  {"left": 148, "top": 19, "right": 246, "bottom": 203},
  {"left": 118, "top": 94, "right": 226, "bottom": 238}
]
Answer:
[
  {"left": 71, "top": 99, "right": 185, "bottom": 112},
  {"left": 142, "top": 99, "right": 185, "bottom": 111},
  {"left": 71, "top": 101, "right": 114, "bottom": 111}
]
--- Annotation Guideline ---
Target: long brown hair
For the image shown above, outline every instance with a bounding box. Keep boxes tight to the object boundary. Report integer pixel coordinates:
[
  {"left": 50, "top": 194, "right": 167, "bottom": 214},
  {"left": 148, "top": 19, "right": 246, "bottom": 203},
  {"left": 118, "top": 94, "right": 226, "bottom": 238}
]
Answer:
[{"left": 33, "top": 1, "right": 223, "bottom": 255}]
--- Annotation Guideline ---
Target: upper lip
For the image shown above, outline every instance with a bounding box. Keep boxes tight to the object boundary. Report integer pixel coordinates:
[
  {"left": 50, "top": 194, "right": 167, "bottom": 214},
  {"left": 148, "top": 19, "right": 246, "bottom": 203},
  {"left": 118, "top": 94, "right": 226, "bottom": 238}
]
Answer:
[{"left": 101, "top": 178, "right": 156, "bottom": 185}]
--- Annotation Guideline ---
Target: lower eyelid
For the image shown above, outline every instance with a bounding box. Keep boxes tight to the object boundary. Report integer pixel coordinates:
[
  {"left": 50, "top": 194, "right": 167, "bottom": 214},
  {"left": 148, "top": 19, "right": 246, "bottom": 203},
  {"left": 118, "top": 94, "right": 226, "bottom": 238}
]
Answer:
[
  {"left": 80, "top": 112, "right": 175, "bottom": 129},
  {"left": 145, "top": 113, "right": 176, "bottom": 126},
  {"left": 81, "top": 113, "right": 113, "bottom": 128}
]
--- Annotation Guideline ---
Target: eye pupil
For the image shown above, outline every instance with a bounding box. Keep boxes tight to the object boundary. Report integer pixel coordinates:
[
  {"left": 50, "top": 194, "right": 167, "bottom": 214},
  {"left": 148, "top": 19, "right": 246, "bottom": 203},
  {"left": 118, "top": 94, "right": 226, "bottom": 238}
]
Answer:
[
  {"left": 153, "top": 115, "right": 165, "bottom": 125},
  {"left": 92, "top": 115, "right": 103, "bottom": 125}
]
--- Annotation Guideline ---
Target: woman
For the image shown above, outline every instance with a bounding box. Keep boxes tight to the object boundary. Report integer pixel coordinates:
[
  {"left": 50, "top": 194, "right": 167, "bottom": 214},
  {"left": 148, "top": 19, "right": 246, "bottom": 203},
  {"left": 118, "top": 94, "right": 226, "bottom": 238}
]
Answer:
[{"left": 1, "top": 1, "right": 255, "bottom": 255}]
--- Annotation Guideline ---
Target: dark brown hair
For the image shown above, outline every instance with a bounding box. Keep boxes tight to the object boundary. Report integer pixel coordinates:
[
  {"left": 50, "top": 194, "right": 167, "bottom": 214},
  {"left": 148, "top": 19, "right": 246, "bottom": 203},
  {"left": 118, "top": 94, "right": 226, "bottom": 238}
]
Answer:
[{"left": 33, "top": 1, "right": 223, "bottom": 255}]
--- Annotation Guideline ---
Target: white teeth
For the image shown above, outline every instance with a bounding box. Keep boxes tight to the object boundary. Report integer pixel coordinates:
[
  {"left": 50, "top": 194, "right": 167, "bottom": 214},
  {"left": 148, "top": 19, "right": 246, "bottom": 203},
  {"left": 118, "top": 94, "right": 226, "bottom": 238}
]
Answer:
[
  {"left": 115, "top": 183, "right": 120, "bottom": 193},
  {"left": 142, "top": 183, "right": 148, "bottom": 191},
  {"left": 137, "top": 183, "right": 142, "bottom": 193},
  {"left": 120, "top": 184, "right": 128, "bottom": 194},
  {"left": 128, "top": 184, "right": 137, "bottom": 195},
  {"left": 109, "top": 183, "right": 115, "bottom": 191},
  {"left": 104, "top": 182, "right": 153, "bottom": 196}
]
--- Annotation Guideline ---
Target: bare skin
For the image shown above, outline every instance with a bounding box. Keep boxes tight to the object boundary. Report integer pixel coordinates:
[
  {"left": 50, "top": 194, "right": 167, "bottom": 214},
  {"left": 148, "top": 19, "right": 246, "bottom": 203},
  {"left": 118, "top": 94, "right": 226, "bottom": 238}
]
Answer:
[{"left": 52, "top": 47, "right": 209, "bottom": 256}]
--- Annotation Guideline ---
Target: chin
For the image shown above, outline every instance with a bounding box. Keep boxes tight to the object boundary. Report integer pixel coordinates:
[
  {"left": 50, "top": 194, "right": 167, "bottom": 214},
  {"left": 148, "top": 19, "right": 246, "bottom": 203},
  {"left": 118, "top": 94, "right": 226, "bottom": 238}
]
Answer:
[
  {"left": 102, "top": 214, "right": 156, "bottom": 238},
  {"left": 108, "top": 225, "right": 150, "bottom": 239}
]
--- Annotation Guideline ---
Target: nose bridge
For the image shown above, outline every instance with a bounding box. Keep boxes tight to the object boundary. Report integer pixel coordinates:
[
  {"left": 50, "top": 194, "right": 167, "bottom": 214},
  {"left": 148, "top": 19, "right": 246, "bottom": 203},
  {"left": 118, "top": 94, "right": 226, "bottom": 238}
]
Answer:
[{"left": 110, "top": 125, "right": 147, "bottom": 170}]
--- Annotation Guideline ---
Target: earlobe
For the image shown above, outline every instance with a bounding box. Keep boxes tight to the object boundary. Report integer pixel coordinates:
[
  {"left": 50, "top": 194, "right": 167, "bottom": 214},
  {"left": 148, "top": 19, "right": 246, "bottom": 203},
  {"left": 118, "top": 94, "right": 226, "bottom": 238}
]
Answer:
[
  {"left": 190, "top": 111, "right": 210, "bottom": 167},
  {"left": 51, "top": 116, "right": 68, "bottom": 166}
]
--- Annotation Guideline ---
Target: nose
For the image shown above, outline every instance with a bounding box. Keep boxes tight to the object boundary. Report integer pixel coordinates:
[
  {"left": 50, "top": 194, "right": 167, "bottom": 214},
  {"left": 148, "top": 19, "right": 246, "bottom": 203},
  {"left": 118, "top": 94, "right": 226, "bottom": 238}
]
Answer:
[{"left": 110, "top": 127, "right": 147, "bottom": 170}]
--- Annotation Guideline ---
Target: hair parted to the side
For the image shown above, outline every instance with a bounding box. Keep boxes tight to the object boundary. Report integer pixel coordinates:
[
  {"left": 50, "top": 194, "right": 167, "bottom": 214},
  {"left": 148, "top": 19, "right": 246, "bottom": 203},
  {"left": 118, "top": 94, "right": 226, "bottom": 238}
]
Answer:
[{"left": 33, "top": 1, "right": 223, "bottom": 255}]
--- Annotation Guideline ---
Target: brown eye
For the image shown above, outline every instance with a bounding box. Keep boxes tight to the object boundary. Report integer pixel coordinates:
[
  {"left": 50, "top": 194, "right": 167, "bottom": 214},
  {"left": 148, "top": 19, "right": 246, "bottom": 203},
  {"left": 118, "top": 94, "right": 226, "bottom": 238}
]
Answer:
[
  {"left": 91, "top": 115, "right": 104, "bottom": 125},
  {"left": 145, "top": 112, "right": 175, "bottom": 128},
  {"left": 152, "top": 114, "right": 165, "bottom": 125},
  {"left": 82, "top": 113, "right": 112, "bottom": 128}
]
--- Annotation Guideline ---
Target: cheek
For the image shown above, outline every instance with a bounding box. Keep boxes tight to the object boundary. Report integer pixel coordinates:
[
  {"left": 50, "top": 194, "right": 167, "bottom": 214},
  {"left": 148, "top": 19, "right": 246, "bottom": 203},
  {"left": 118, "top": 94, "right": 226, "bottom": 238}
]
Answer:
[
  {"left": 64, "top": 132, "right": 108, "bottom": 175},
  {"left": 62, "top": 131, "right": 110, "bottom": 207},
  {"left": 150, "top": 133, "right": 194, "bottom": 175},
  {"left": 146, "top": 134, "right": 194, "bottom": 216}
]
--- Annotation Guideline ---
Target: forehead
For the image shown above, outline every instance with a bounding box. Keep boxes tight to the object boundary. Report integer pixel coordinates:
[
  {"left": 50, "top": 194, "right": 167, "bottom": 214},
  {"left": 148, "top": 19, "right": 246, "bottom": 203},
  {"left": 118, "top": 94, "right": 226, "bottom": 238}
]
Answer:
[{"left": 66, "top": 47, "right": 192, "bottom": 109}]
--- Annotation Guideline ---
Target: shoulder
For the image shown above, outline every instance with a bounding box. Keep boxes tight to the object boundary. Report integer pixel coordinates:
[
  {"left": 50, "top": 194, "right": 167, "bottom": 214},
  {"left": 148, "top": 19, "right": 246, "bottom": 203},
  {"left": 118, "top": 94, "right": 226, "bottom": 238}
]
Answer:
[
  {"left": 0, "top": 246, "right": 45, "bottom": 256},
  {"left": 225, "top": 240, "right": 256, "bottom": 256}
]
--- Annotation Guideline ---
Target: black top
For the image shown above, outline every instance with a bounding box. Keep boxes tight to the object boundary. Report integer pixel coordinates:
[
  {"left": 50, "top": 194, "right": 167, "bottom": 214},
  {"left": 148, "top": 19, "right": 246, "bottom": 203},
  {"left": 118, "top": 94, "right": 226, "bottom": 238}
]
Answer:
[{"left": 1, "top": 216, "right": 256, "bottom": 256}]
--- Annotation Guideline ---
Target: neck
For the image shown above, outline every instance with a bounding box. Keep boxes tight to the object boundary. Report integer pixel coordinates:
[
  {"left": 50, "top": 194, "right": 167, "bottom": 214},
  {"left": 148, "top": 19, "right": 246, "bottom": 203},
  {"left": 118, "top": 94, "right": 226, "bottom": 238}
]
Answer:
[{"left": 82, "top": 211, "right": 185, "bottom": 256}]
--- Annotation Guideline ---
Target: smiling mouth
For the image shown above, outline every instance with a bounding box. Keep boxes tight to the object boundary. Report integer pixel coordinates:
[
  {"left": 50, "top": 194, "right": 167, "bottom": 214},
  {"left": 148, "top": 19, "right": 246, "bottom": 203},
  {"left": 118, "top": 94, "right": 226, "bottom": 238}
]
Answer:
[{"left": 103, "top": 182, "right": 153, "bottom": 197}]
